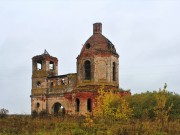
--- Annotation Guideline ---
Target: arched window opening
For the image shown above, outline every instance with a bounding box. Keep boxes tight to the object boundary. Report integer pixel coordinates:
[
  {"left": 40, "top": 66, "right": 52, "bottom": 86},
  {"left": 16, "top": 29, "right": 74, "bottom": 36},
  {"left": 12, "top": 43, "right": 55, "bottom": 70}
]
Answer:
[
  {"left": 87, "top": 98, "right": 92, "bottom": 112},
  {"left": 36, "top": 102, "right": 40, "bottom": 108},
  {"left": 76, "top": 98, "right": 80, "bottom": 112},
  {"left": 53, "top": 102, "right": 61, "bottom": 116},
  {"left": 49, "top": 61, "right": 54, "bottom": 70},
  {"left": 61, "top": 79, "right": 65, "bottom": 85},
  {"left": 84, "top": 60, "right": 91, "bottom": 80},
  {"left": 37, "top": 61, "right": 42, "bottom": 70},
  {"left": 113, "top": 62, "right": 116, "bottom": 81}
]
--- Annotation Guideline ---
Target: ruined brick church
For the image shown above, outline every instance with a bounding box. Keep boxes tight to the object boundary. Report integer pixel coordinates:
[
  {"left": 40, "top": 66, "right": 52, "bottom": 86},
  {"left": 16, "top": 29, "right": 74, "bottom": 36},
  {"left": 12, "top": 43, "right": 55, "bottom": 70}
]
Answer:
[{"left": 31, "top": 23, "right": 129, "bottom": 115}]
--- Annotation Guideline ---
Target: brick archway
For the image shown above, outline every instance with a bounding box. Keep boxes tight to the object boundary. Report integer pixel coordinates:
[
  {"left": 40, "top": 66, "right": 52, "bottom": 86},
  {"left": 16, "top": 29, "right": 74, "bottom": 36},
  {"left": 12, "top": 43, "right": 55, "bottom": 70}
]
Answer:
[{"left": 52, "top": 102, "right": 65, "bottom": 116}]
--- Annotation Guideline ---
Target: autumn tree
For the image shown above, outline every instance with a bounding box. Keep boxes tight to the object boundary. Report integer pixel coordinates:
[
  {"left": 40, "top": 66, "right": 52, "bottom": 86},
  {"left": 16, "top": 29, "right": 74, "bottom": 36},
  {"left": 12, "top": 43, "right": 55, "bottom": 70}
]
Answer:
[
  {"left": 94, "top": 86, "right": 133, "bottom": 121},
  {"left": 0, "top": 108, "right": 9, "bottom": 118},
  {"left": 154, "top": 83, "right": 173, "bottom": 128}
]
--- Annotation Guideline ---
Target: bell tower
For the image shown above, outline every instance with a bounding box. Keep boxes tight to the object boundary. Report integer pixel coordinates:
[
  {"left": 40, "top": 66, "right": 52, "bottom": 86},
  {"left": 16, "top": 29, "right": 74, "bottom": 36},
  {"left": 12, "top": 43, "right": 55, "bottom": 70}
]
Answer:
[
  {"left": 32, "top": 50, "right": 58, "bottom": 94},
  {"left": 31, "top": 50, "right": 58, "bottom": 113}
]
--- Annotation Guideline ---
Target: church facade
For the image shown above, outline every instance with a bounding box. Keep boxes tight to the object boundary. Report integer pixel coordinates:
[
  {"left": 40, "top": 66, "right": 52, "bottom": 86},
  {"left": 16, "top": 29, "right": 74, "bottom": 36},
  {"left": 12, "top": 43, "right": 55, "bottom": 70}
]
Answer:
[{"left": 31, "top": 23, "right": 130, "bottom": 115}]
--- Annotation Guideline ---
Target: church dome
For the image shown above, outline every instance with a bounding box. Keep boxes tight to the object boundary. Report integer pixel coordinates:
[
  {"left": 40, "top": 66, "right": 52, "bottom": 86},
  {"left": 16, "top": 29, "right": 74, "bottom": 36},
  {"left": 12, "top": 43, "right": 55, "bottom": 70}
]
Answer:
[{"left": 78, "top": 23, "right": 119, "bottom": 58}]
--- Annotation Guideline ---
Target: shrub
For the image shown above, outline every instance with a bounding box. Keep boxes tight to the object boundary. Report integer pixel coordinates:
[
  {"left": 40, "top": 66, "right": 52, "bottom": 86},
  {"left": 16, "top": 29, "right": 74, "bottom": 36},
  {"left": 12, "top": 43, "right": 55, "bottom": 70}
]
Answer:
[
  {"left": 31, "top": 110, "right": 38, "bottom": 118},
  {"left": 39, "top": 110, "right": 48, "bottom": 118},
  {"left": 0, "top": 108, "right": 9, "bottom": 118}
]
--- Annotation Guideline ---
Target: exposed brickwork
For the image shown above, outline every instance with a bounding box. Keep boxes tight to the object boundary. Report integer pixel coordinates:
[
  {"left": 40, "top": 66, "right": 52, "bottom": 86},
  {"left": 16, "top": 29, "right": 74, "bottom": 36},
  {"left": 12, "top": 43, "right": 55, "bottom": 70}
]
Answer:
[{"left": 31, "top": 23, "right": 130, "bottom": 116}]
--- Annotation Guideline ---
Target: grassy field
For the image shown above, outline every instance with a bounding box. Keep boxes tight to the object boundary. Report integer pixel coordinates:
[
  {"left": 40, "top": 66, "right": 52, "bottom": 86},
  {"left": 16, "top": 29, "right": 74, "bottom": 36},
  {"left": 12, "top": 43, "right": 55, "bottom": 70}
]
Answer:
[{"left": 0, "top": 115, "right": 179, "bottom": 135}]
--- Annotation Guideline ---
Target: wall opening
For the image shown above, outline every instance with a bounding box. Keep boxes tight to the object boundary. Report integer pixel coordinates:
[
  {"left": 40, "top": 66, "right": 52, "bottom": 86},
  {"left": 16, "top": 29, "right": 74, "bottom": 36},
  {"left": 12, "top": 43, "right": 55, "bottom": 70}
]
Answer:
[
  {"left": 86, "top": 43, "right": 91, "bottom": 49},
  {"left": 49, "top": 61, "right": 54, "bottom": 70},
  {"left": 53, "top": 103, "right": 65, "bottom": 117},
  {"left": 61, "top": 79, "right": 65, "bottom": 85},
  {"left": 53, "top": 102, "right": 61, "bottom": 116},
  {"left": 36, "top": 81, "right": 41, "bottom": 88},
  {"left": 87, "top": 98, "right": 92, "bottom": 112},
  {"left": 50, "top": 82, "right": 53, "bottom": 87},
  {"left": 113, "top": 62, "right": 116, "bottom": 81},
  {"left": 36, "top": 102, "right": 40, "bottom": 108},
  {"left": 84, "top": 60, "right": 91, "bottom": 80},
  {"left": 37, "top": 61, "right": 42, "bottom": 70},
  {"left": 76, "top": 98, "right": 80, "bottom": 112}
]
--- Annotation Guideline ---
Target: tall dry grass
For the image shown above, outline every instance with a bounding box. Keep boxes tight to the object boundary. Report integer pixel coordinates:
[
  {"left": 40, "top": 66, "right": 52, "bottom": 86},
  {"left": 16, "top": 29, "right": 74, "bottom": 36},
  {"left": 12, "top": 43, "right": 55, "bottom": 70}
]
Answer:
[{"left": 0, "top": 115, "right": 179, "bottom": 135}]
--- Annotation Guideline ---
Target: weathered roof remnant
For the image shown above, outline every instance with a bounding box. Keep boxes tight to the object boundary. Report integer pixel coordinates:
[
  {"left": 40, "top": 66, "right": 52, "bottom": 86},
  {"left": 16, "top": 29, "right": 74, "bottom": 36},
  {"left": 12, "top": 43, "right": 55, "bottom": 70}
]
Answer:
[
  {"left": 78, "top": 23, "right": 119, "bottom": 59},
  {"left": 32, "top": 49, "right": 58, "bottom": 62}
]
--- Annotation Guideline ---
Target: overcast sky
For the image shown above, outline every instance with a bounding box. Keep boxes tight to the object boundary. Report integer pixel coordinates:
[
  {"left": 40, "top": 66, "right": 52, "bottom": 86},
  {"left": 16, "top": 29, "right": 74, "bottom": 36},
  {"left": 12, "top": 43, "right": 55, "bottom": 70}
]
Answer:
[{"left": 0, "top": 0, "right": 180, "bottom": 114}]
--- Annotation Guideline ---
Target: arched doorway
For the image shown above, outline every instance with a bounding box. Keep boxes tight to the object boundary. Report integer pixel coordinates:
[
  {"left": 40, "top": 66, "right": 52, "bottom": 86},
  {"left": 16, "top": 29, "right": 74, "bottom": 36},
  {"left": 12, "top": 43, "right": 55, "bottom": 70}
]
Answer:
[
  {"left": 53, "top": 102, "right": 65, "bottom": 116},
  {"left": 87, "top": 98, "right": 92, "bottom": 112}
]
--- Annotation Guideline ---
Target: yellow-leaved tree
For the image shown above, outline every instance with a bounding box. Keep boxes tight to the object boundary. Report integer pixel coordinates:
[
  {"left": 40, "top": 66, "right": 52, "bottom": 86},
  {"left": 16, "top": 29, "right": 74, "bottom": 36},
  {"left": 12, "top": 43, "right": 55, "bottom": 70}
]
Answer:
[
  {"left": 154, "top": 83, "right": 173, "bottom": 128},
  {"left": 94, "top": 86, "right": 133, "bottom": 121}
]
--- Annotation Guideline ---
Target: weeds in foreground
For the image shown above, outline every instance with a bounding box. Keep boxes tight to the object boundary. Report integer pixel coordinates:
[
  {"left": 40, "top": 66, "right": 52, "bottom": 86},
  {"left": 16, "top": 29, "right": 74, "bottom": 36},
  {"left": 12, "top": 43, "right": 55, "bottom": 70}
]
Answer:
[{"left": 0, "top": 115, "right": 179, "bottom": 135}]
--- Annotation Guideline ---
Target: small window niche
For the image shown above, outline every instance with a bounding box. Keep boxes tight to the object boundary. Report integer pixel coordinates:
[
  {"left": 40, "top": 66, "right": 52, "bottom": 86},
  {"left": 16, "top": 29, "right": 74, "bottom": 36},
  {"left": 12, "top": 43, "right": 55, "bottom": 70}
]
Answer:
[
  {"left": 61, "top": 79, "right": 65, "bottom": 85},
  {"left": 49, "top": 61, "right": 54, "bottom": 70},
  {"left": 37, "top": 61, "right": 42, "bottom": 70},
  {"left": 86, "top": 43, "right": 91, "bottom": 49},
  {"left": 50, "top": 82, "right": 53, "bottom": 87},
  {"left": 37, "top": 81, "right": 41, "bottom": 88},
  {"left": 36, "top": 103, "right": 40, "bottom": 108}
]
